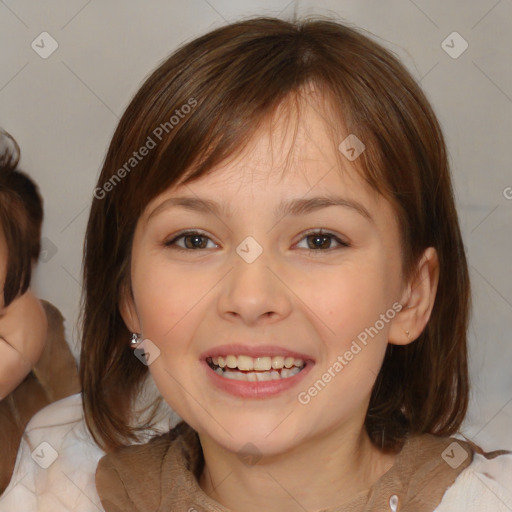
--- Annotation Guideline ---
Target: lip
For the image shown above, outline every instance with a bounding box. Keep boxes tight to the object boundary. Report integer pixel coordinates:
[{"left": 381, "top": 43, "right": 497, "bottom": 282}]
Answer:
[
  {"left": 202, "top": 358, "right": 314, "bottom": 399},
  {"left": 199, "top": 344, "right": 315, "bottom": 362}
]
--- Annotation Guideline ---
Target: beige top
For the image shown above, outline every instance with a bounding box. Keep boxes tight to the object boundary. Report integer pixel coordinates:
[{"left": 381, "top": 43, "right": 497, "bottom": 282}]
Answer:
[{"left": 96, "top": 421, "right": 481, "bottom": 512}]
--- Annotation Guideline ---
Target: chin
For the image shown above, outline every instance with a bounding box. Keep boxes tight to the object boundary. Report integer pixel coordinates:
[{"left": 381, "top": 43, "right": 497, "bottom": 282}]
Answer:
[{"left": 195, "top": 413, "right": 306, "bottom": 456}]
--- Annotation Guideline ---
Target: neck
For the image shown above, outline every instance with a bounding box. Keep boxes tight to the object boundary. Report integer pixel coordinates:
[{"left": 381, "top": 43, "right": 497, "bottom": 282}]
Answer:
[{"left": 198, "top": 421, "right": 396, "bottom": 512}]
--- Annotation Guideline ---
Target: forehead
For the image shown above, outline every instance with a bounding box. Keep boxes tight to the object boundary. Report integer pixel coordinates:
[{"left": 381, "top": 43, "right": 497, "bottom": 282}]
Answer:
[
  {"left": 148, "top": 93, "right": 382, "bottom": 215},
  {"left": 138, "top": 95, "right": 402, "bottom": 264}
]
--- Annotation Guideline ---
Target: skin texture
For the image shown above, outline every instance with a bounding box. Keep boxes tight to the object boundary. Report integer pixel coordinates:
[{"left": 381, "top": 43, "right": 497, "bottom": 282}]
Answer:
[
  {"left": 121, "top": 96, "right": 439, "bottom": 511},
  {"left": 0, "top": 224, "right": 47, "bottom": 400}
]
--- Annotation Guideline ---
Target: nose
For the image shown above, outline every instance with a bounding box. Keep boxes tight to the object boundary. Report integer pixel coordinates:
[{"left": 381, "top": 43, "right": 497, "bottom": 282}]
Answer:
[{"left": 217, "top": 240, "right": 293, "bottom": 326}]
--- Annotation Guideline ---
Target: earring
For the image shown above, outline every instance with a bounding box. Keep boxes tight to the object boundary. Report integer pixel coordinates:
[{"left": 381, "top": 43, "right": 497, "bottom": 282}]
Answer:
[
  {"left": 405, "top": 330, "right": 411, "bottom": 339},
  {"left": 130, "top": 333, "right": 141, "bottom": 345}
]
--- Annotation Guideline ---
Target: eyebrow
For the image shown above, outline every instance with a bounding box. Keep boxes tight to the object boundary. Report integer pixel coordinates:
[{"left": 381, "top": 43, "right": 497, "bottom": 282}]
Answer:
[{"left": 147, "top": 195, "right": 373, "bottom": 223}]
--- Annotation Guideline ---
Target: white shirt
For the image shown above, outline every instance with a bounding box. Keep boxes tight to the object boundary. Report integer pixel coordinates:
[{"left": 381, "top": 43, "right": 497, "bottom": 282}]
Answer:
[{"left": 1, "top": 394, "right": 511, "bottom": 511}]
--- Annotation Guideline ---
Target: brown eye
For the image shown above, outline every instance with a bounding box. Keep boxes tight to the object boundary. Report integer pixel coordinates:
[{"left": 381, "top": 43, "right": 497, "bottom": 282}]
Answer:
[
  {"left": 165, "top": 231, "right": 217, "bottom": 251},
  {"left": 296, "top": 230, "right": 350, "bottom": 252}
]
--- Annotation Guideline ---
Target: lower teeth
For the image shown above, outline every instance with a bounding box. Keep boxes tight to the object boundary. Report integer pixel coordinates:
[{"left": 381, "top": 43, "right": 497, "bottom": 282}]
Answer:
[{"left": 214, "top": 366, "right": 302, "bottom": 381}]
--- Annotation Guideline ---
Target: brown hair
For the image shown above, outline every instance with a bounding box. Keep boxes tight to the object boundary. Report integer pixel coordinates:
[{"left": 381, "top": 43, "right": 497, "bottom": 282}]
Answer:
[
  {"left": 80, "top": 15, "right": 470, "bottom": 452},
  {"left": 0, "top": 130, "right": 43, "bottom": 307}
]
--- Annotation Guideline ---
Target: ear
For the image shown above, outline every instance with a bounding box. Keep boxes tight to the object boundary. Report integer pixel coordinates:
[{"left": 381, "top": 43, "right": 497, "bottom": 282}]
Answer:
[
  {"left": 119, "top": 281, "right": 141, "bottom": 335},
  {"left": 388, "top": 247, "right": 439, "bottom": 346}
]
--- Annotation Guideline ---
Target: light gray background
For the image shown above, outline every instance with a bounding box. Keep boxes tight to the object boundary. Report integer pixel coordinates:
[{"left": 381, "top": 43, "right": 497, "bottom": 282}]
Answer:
[{"left": 1, "top": 0, "right": 511, "bottom": 450}]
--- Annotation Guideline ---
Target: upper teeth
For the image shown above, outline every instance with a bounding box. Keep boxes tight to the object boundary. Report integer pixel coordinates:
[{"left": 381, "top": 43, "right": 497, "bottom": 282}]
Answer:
[{"left": 211, "top": 355, "right": 304, "bottom": 371}]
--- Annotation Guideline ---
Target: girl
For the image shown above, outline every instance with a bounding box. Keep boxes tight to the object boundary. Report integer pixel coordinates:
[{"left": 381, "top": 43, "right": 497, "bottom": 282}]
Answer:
[
  {"left": 0, "top": 130, "right": 80, "bottom": 495},
  {"left": 0, "top": 130, "right": 47, "bottom": 403},
  {"left": 0, "top": 130, "right": 48, "bottom": 492},
  {"left": 80, "top": 16, "right": 512, "bottom": 511}
]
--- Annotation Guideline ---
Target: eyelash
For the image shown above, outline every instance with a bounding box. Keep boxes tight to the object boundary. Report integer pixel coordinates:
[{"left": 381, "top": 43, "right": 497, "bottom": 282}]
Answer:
[{"left": 164, "top": 229, "right": 350, "bottom": 253}]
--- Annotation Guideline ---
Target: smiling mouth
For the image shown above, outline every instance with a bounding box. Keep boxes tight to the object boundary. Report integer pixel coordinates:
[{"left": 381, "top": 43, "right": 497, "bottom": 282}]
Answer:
[{"left": 206, "top": 355, "right": 307, "bottom": 382}]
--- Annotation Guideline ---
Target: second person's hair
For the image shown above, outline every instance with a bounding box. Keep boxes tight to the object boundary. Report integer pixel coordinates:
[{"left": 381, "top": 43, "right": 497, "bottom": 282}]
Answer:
[{"left": 0, "top": 130, "right": 43, "bottom": 307}]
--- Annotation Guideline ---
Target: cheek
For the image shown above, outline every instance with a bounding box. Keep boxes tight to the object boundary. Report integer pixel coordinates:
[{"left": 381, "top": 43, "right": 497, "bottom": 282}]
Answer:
[
  {"left": 132, "top": 254, "right": 215, "bottom": 346},
  {"left": 133, "top": 262, "right": 183, "bottom": 337},
  {"left": 309, "top": 259, "right": 393, "bottom": 376},
  {"left": 301, "top": 272, "right": 391, "bottom": 412},
  {"left": 309, "top": 258, "right": 390, "bottom": 332}
]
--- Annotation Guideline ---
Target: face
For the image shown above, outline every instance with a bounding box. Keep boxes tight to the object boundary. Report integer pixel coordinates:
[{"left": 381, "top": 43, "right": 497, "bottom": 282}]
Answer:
[
  {"left": 123, "top": 97, "right": 411, "bottom": 457},
  {"left": 0, "top": 225, "right": 32, "bottom": 399},
  {"left": 0, "top": 220, "right": 48, "bottom": 400}
]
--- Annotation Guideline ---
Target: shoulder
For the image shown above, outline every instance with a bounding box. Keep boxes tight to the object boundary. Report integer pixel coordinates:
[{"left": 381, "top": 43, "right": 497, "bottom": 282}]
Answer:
[
  {"left": 96, "top": 420, "right": 191, "bottom": 478},
  {"left": 0, "top": 393, "right": 106, "bottom": 512},
  {"left": 0, "top": 390, "right": 180, "bottom": 512},
  {"left": 95, "top": 435, "right": 170, "bottom": 511},
  {"left": 435, "top": 444, "right": 512, "bottom": 511},
  {"left": 96, "top": 422, "right": 195, "bottom": 511}
]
